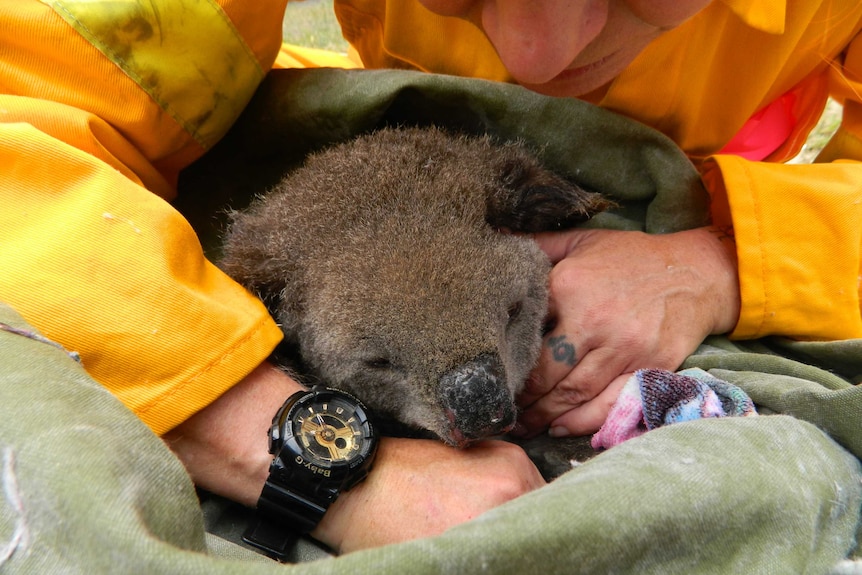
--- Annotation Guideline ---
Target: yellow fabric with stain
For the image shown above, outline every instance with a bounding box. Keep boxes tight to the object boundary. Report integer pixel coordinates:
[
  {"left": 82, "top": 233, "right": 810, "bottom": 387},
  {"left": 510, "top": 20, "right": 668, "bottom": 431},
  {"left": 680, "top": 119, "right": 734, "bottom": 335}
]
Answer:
[
  {"left": 335, "top": 0, "right": 862, "bottom": 341},
  {"left": 45, "top": 0, "right": 265, "bottom": 151},
  {"left": 0, "top": 0, "right": 292, "bottom": 434}
]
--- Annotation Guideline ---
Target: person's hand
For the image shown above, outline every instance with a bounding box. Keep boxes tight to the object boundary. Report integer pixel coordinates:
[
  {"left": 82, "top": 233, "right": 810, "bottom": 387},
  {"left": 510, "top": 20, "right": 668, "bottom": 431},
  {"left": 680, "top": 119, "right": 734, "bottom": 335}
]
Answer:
[
  {"left": 314, "top": 437, "right": 545, "bottom": 553},
  {"left": 164, "top": 361, "right": 545, "bottom": 555},
  {"left": 516, "top": 226, "right": 740, "bottom": 437}
]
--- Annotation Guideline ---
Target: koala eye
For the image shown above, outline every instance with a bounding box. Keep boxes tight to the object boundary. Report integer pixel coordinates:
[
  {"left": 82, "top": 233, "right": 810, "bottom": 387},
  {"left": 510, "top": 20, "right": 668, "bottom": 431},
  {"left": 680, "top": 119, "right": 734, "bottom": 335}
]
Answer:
[
  {"left": 507, "top": 301, "right": 523, "bottom": 324},
  {"left": 364, "top": 357, "right": 393, "bottom": 369}
]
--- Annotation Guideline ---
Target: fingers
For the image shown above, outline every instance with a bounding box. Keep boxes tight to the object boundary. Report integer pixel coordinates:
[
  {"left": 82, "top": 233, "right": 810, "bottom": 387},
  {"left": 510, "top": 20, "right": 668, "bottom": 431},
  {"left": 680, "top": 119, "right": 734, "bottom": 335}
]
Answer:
[
  {"left": 518, "top": 337, "right": 629, "bottom": 436},
  {"left": 516, "top": 278, "right": 579, "bottom": 408},
  {"left": 517, "top": 329, "right": 580, "bottom": 408},
  {"left": 532, "top": 229, "right": 593, "bottom": 264},
  {"left": 548, "top": 373, "right": 630, "bottom": 436}
]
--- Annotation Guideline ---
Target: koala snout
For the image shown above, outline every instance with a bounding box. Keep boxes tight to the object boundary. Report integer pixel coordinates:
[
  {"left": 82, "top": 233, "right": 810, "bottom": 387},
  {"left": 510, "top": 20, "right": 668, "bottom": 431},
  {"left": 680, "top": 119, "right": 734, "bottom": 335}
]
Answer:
[{"left": 439, "top": 353, "right": 517, "bottom": 446}]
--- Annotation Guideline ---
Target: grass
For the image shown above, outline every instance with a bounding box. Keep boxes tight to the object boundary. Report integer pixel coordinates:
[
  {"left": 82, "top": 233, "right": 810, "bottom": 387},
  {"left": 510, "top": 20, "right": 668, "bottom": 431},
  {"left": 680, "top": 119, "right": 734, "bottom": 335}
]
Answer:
[
  {"left": 790, "top": 99, "right": 842, "bottom": 163},
  {"left": 282, "top": 0, "right": 348, "bottom": 53},
  {"left": 281, "top": 2, "right": 842, "bottom": 161}
]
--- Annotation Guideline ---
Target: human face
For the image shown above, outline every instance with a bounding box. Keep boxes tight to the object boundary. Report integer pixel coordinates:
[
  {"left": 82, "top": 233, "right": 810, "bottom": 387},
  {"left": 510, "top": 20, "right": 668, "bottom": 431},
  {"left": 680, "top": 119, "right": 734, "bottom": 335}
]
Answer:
[{"left": 418, "top": 0, "right": 713, "bottom": 97}]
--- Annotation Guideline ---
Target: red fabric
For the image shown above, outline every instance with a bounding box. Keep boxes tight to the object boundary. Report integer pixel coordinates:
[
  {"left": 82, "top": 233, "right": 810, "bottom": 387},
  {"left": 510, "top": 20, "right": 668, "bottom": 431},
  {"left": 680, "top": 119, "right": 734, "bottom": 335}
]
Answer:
[{"left": 719, "top": 91, "right": 797, "bottom": 160}]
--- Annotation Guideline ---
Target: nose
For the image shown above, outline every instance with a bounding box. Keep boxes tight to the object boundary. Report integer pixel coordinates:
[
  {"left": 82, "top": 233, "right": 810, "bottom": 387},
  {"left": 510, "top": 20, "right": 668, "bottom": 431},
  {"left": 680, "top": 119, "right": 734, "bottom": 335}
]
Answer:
[
  {"left": 439, "top": 353, "right": 517, "bottom": 442},
  {"left": 480, "top": 0, "right": 608, "bottom": 84}
]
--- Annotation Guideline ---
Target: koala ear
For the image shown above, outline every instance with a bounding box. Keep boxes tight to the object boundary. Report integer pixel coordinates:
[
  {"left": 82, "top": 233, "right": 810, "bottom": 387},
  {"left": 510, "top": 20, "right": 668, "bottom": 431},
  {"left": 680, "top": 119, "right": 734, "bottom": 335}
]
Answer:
[{"left": 485, "top": 151, "right": 615, "bottom": 233}]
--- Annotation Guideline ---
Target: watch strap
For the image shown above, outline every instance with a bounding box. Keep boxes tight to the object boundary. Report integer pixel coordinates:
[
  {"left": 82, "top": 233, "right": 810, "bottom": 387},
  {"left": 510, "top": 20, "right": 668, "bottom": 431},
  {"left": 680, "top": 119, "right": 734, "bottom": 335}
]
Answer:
[
  {"left": 242, "top": 518, "right": 299, "bottom": 561},
  {"left": 243, "top": 459, "right": 341, "bottom": 560},
  {"left": 256, "top": 475, "right": 335, "bottom": 534}
]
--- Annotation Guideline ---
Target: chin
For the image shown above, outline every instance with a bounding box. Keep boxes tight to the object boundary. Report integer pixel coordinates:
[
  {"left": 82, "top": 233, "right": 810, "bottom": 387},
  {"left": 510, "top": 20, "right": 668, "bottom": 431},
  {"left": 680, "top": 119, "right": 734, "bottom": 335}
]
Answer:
[
  {"left": 519, "top": 72, "right": 611, "bottom": 99},
  {"left": 518, "top": 58, "right": 626, "bottom": 99}
]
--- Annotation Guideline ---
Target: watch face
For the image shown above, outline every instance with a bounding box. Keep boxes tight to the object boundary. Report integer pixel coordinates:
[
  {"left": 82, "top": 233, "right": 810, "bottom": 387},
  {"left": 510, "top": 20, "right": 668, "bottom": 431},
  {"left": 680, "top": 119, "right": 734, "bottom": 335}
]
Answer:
[{"left": 286, "top": 390, "right": 376, "bottom": 471}]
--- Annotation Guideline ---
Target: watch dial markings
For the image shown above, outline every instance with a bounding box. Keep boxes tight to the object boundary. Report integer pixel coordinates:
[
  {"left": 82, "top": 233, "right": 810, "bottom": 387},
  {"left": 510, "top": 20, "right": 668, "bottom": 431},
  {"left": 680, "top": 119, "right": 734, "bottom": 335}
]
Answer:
[{"left": 289, "top": 394, "right": 376, "bottom": 466}]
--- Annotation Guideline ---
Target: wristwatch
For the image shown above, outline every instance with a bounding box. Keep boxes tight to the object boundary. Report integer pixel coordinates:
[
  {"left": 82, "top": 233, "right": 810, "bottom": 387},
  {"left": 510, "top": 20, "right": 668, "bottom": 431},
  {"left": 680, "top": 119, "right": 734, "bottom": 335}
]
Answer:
[{"left": 243, "top": 385, "right": 379, "bottom": 559}]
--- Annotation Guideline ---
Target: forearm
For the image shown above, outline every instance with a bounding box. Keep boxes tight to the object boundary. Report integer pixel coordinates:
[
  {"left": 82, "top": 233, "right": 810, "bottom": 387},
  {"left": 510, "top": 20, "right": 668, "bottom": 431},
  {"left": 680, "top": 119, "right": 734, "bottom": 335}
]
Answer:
[{"left": 162, "top": 362, "right": 300, "bottom": 507}]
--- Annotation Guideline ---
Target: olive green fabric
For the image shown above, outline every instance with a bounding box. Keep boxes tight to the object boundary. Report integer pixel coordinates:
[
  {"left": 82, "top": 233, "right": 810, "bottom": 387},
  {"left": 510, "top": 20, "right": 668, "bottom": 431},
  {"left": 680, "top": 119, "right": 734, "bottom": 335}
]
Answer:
[
  {"left": 3, "top": 68, "right": 861, "bottom": 574},
  {"left": 1, "top": 302, "right": 860, "bottom": 574},
  {"left": 177, "top": 68, "right": 710, "bottom": 258}
]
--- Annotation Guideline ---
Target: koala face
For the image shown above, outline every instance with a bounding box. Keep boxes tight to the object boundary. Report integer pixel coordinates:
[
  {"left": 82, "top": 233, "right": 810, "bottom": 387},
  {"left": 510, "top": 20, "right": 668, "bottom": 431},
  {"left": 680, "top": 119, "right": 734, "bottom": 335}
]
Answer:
[
  {"left": 220, "top": 127, "right": 610, "bottom": 447},
  {"left": 298, "top": 226, "right": 550, "bottom": 446}
]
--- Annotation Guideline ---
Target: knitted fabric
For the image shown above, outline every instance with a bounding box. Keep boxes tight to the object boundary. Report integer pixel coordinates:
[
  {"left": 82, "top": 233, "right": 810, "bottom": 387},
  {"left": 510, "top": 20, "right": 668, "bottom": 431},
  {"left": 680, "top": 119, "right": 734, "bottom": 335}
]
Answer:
[{"left": 592, "top": 368, "right": 757, "bottom": 450}]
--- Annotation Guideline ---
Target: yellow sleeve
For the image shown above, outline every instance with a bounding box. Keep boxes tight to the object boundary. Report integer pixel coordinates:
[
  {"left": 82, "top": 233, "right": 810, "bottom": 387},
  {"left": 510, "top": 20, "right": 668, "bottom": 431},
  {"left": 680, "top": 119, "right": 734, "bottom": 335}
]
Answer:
[
  {"left": 702, "top": 157, "right": 862, "bottom": 341},
  {"left": 275, "top": 43, "right": 362, "bottom": 69},
  {"left": 0, "top": 109, "right": 284, "bottom": 435},
  {"left": 0, "top": 0, "right": 288, "bottom": 434},
  {"left": 334, "top": 0, "right": 511, "bottom": 80},
  {"left": 702, "top": 26, "right": 862, "bottom": 341}
]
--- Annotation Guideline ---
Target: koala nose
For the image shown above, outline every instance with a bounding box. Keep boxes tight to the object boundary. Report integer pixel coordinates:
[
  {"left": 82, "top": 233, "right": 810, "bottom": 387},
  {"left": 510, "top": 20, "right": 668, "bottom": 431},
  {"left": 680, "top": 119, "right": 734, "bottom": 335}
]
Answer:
[{"left": 439, "top": 353, "right": 517, "bottom": 444}]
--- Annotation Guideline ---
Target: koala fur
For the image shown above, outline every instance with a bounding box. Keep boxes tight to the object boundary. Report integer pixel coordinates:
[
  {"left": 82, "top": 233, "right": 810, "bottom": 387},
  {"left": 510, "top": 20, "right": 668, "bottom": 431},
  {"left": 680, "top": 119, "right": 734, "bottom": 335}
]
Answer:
[{"left": 220, "top": 127, "right": 611, "bottom": 451}]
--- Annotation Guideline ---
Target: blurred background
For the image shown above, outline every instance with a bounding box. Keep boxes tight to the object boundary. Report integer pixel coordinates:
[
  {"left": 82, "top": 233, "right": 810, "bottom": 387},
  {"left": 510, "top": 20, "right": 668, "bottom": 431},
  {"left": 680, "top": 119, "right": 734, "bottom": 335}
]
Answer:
[{"left": 283, "top": 0, "right": 349, "bottom": 53}]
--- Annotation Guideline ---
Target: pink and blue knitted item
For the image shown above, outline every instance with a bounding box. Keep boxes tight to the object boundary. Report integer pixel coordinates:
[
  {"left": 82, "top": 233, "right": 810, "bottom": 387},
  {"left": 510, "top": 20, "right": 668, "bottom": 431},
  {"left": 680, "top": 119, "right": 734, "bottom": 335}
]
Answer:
[{"left": 592, "top": 368, "right": 757, "bottom": 450}]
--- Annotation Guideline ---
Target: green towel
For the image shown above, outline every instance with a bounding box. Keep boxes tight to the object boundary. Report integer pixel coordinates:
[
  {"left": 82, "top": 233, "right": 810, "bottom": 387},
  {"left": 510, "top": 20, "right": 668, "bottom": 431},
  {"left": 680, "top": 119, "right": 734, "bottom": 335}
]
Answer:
[{"left": 1, "top": 302, "right": 859, "bottom": 574}]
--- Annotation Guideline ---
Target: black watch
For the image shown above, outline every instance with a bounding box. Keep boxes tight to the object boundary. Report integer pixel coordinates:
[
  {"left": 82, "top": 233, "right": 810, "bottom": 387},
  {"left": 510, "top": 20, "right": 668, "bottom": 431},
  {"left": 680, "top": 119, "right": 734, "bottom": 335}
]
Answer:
[{"left": 242, "top": 385, "right": 378, "bottom": 559}]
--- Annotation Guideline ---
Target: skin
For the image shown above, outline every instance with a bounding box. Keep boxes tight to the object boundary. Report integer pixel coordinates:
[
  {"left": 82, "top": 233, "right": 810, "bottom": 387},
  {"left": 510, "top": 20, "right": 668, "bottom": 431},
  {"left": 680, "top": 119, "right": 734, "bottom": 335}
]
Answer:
[{"left": 417, "top": 0, "right": 738, "bottom": 437}]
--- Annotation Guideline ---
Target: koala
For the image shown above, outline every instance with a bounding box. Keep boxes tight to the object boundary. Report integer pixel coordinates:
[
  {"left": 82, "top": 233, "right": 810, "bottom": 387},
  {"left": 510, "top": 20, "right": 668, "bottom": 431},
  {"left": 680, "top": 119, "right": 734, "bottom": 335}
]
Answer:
[{"left": 220, "top": 127, "right": 611, "bottom": 451}]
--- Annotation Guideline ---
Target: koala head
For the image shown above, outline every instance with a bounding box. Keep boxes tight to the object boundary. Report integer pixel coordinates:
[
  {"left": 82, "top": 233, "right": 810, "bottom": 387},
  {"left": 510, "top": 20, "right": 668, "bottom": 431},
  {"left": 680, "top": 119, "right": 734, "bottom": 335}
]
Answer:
[
  {"left": 300, "top": 223, "right": 550, "bottom": 445},
  {"left": 220, "top": 127, "right": 611, "bottom": 446}
]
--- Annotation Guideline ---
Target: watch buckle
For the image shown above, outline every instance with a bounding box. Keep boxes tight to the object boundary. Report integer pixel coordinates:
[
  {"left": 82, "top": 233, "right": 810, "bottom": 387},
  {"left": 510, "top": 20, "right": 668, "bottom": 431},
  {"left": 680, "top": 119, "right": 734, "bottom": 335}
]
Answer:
[{"left": 242, "top": 518, "right": 299, "bottom": 562}]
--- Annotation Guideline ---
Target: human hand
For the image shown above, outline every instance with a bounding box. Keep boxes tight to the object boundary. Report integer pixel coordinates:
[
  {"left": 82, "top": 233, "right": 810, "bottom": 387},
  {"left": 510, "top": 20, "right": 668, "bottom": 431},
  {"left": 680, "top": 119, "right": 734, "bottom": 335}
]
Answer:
[
  {"left": 164, "top": 362, "right": 545, "bottom": 555},
  {"left": 313, "top": 437, "right": 546, "bottom": 553},
  {"left": 516, "top": 226, "right": 740, "bottom": 437}
]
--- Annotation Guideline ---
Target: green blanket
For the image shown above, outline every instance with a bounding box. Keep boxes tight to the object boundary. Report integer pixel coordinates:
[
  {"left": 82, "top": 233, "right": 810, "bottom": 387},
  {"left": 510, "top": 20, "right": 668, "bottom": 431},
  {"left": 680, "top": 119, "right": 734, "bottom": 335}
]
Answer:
[{"left": 3, "top": 68, "right": 861, "bottom": 574}]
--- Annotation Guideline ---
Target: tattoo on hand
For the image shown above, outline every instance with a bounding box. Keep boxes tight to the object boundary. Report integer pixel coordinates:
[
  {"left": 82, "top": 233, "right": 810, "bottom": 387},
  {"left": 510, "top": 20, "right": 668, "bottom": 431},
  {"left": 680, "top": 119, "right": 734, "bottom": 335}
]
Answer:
[{"left": 547, "top": 335, "right": 577, "bottom": 366}]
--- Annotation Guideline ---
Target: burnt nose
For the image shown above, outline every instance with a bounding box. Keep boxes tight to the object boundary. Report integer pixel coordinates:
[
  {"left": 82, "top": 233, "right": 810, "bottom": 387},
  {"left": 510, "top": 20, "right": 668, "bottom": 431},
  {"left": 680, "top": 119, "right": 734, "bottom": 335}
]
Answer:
[{"left": 439, "top": 353, "right": 516, "bottom": 441}]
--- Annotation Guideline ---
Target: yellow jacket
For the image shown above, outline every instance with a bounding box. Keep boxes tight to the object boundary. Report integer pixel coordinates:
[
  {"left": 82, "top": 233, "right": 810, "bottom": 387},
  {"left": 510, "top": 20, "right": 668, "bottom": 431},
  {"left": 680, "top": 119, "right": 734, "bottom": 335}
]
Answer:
[
  {"left": 336, "top": 0, "right": 862, "bottom": 341},
  {"left": 0, "top": 0, "right": 304, "bottom": 435}
]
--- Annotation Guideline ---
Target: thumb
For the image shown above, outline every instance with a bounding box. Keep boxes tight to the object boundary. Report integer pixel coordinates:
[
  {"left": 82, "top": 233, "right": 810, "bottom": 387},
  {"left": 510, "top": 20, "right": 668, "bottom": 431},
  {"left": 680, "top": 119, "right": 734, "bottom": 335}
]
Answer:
[{"left": 532, "top": 229, "right": 593, "bottom": 264}]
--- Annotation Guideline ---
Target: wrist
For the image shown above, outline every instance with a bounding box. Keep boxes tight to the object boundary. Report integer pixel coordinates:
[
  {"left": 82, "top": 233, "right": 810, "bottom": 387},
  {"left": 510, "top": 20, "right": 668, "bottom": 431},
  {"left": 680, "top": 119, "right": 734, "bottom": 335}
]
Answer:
[
  {"left": 683, "top": 225, "right": 741, "bottom": 334},
  {"left": 163, "top": 362, "right": 303, "bottom": 507}
]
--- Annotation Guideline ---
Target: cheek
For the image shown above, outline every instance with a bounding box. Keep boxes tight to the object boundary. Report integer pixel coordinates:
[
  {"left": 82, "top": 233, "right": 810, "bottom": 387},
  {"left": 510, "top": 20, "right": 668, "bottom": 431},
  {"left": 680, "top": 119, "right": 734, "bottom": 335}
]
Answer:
[
  {"left": 622, "top": 0, "right": 711, "bottom": 28},
  {"left": 506, "top": 299, "right": 548, "bottom": 367}
]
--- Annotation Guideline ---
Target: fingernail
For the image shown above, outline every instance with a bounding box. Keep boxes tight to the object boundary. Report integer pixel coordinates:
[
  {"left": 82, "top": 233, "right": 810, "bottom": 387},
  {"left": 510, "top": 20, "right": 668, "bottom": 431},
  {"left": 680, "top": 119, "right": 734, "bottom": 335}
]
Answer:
[{"left": 549, "top": 426, "right": 572, "bottom": 438}]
